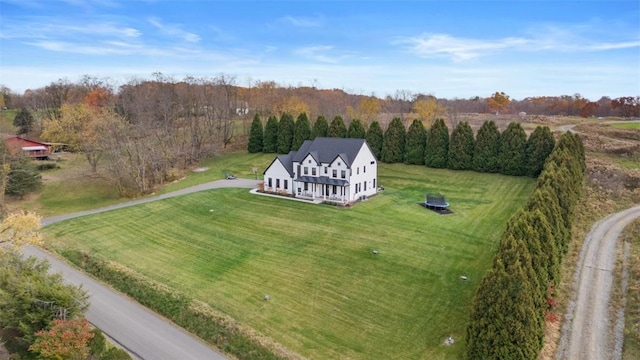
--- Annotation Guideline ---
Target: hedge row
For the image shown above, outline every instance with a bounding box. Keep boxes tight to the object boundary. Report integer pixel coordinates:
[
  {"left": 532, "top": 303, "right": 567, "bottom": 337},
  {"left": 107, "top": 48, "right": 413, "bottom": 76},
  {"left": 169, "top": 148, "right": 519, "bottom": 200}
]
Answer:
[{"left": 465, "top": 132, "right": 585, "bottom": 359}]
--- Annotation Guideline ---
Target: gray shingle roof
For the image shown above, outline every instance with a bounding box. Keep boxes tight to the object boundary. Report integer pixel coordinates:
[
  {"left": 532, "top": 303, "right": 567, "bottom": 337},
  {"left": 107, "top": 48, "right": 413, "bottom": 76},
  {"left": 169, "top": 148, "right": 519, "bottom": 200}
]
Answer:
[{"left": 292, "top": 137, "right": 366, "bottom": 167}]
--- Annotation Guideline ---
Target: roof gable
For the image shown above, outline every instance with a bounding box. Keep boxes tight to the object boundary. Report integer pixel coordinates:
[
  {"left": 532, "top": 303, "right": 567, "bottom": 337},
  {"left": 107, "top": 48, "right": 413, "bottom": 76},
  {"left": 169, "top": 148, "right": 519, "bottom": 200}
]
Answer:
[{"left": 292, "top": 137, "right": 366, "bottom": 167}]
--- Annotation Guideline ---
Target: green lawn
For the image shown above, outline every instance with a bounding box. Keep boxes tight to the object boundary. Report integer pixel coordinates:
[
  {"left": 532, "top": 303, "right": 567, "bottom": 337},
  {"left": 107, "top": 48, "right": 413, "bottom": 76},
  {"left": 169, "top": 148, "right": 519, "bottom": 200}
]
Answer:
[
  {"left": 610, "top": 122, "right": 640, "bottom": 130},
  {"left": 43, "top": 161, "right": 534, "bottom": 359}
]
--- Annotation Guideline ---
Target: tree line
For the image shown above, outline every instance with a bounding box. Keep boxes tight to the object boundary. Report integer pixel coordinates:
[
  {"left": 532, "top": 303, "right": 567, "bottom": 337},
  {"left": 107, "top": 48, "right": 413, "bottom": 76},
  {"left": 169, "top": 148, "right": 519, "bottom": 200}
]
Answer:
[
  {"left": 465, "top": 132, "right": 585, "bottom": 359},
  {"left": 249, "top": 113, "right": 556, "bottom": 178}
]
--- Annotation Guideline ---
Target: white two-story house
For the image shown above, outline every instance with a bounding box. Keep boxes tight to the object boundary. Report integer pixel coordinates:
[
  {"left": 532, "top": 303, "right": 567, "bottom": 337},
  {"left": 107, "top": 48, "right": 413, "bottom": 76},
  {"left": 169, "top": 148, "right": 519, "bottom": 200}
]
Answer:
[{"left": 262, "top": 137, "right": 378, "bottom": 204}]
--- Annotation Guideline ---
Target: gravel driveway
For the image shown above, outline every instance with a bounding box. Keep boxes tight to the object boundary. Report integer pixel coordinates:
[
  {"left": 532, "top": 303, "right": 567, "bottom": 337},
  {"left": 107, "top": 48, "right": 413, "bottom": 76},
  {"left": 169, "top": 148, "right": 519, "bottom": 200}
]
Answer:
[{"left": 556, "top": 204, "right": 640, "bottom": 360}]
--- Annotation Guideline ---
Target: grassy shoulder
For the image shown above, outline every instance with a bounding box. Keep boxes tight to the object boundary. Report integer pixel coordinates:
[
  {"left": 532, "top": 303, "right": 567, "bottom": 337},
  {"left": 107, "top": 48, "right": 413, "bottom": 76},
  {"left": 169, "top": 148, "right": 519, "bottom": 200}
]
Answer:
[
  {"left": 43, "top": 159, "right": 535, "bottom": 360},
  {"left": 623, "top": 220, "right": 640, "bottom": 359}
]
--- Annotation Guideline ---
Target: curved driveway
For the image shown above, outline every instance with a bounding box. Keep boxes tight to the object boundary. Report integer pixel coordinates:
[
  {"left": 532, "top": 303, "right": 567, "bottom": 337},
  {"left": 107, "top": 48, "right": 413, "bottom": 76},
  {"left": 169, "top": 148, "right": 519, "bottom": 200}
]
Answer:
[
  {"left": 26, "top": 178, "right": 259, "bottom": 360},
  {"left": 557, "top": 205, "right": 640, "bottom": 359}
]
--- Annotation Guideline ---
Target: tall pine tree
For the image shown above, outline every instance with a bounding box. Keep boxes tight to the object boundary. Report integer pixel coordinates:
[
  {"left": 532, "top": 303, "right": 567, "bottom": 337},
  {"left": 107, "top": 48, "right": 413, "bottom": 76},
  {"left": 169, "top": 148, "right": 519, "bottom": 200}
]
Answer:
[
  {"left": 425, "top": 118, "right": 449, "bottom": 168},
  {"left": 525, "top": 126, "right": 555, "bottom": 177},
  {"left": 381, "top": 117, "right": 406, "bottom": 163},
  {"left": 347, "top": 119, "right": 366, "bottom": 138},
  {"left": 292, "top": 112, "right": 311, "bottom": 150},
  {"left": 404, "top": 119, "right": 426, "bottom": 165},
  {"left": 247, "top": 113, "right": 263, "bottom": 153},
  {"left": 311, "top": 115, "right": 329, "bottom": 139},
  {"left": 448, "top": 121, "right": 474, "bottom": 170},
  {"left": 277, "top": 112, "right": 294, "bottom": 153},
  {"left": 366, "top": 121, "right": 384, "bottom": 160},
  {"left": 473, "top": 120, "right": 501, "bottom": 173},
  {"left": 262, "top": 115, "right": 278, "bottom": 153},
  {"left": 329, "top": 116, "right": 347, "bottom": 138},
  {"left": 498, "top": 122, "right": 527, "bottom": 176}
]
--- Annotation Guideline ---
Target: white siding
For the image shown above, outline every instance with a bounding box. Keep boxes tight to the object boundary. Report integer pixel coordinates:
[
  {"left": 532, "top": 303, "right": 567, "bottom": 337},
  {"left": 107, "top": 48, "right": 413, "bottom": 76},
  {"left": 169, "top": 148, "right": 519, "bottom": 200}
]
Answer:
[
  {"left": 263, "top": 159, "right": 293, "bottom": 195},
  {"left": 348, "top": 144, "right": 378, "bottom": 201}
]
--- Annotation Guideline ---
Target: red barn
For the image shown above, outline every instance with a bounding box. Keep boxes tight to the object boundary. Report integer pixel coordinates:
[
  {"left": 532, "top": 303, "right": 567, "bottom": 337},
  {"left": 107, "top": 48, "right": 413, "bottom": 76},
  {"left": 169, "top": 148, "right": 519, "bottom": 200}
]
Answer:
[{"left": 4, "top": 136, "right": 52, "bottom": 159}]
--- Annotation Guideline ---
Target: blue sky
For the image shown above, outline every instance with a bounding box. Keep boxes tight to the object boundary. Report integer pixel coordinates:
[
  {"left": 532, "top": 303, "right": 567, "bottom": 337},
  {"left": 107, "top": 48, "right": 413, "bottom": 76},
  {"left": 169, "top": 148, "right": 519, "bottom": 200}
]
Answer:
[{"left": 1, "top": 0, "right": 638, "bottom": 100}]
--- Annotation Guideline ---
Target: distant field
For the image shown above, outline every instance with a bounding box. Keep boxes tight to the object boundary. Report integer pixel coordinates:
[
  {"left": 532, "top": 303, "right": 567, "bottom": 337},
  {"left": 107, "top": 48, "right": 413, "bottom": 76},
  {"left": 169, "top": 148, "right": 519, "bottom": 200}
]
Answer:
[
  {"left": 44, "top": 160, "right": 535, "bottom": 360},
  {"left": 610, "top": 122, "right": 640, "bottom": 130}
]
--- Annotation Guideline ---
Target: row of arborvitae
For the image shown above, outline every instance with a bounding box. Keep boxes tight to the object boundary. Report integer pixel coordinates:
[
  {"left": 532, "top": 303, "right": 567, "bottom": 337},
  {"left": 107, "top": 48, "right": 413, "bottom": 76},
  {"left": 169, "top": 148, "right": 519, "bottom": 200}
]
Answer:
[
  {"left": 465, "top": 132, "right": 586, "bottom": 359},
  {"left": 248, "top": 113, "right": 556, "bottom": 177}
]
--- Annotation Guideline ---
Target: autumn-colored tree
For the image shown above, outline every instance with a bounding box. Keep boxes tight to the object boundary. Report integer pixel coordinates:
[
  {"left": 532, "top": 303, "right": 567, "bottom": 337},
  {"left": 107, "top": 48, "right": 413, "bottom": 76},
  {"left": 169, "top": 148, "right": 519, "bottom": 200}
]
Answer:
[
  {"left": 0, "top": 252, "right": 89, "bottom": 348},
  {"left": 29, "top": 318, "right": 94, "bottom": 360},
  {"left": 486, "top": 91, "right": 511, "bottom": 114},
  {"left": 610, "top": 96, "right": 639, "bottom": 117},
  {"left": 580, "top": 101, "right": 600, "bottom": 118},
  {"left": 82, "top": 87, "right": 111, "bottom": 108},
  {"left": 311, "top": 115, "right": 329, "bottom": 139},
  {"left": 347, "top": 119, "right": 366, "bottom": 138},
  {"left": 262, "top": 115, "right": 279, "bottom": 153},
  {"left": 413, "top": 97, "right": 446, "bottom": 127},
  {"left": 381, "top": 117, "right": 406, "bottom": 163},
  {"left": 357, "top": 97, "right": 381, "bottom": 124},
  {"left": 42, "top": 103, "right": 112, "bottom": 173},
  {"left": 329, "top": 116, "right": 347, "bottom": 138},
  {"left": 276, "top": 96, "right": 309, "bottom": 118},
  {"left": 0, "top": 211, "right": 43, "bottom": 253},
  {"left": 247, "top": 114, "right": 263, "bottom": 153},
  {"left": 365, "top": 121, "right": 384, "bottom": 160},
  {"left": 404, "top": 119, "right": 426, "bottom": 165}
]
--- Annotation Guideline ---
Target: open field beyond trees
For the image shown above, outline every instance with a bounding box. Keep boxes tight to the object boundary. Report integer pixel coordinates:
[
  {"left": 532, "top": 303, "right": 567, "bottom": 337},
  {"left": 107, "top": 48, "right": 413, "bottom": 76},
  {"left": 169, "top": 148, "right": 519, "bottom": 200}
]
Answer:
[{"left": 42, "top": 156, "right": 534, "bottom": 359}]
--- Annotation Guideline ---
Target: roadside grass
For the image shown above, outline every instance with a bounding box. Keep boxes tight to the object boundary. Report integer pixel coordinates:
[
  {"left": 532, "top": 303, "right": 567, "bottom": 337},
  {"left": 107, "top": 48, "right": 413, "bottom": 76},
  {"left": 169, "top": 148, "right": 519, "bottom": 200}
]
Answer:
[
  {"left": 44, "top": 163, "right": 534, "bottom": 360},
  {"left": 623, "top": 221, "right": 640, "bottom": 360}
]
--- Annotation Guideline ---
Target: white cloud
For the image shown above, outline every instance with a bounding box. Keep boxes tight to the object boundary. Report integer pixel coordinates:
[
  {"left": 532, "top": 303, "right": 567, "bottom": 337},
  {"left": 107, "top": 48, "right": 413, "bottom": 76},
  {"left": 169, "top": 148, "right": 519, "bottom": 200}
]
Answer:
[
  {"left": 148, "top": 17, "right": 201, "bottom": 43},
  {"left": 398, "top": 30, "right": 640, "bottom": 61},
  {"left": 280, "top": 15, "right": 323, "bottom": 28}
]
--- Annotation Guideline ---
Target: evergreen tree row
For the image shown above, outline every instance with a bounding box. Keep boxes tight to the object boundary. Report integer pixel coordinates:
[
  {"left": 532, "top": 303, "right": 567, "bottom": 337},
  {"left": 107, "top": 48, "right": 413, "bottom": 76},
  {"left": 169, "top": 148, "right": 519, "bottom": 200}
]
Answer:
[
  {"left": 466, "top": 132, "right": 585, "bottom": 359},
  {"left": 249, "top": 114, "right": 556, "bottom": 179}
]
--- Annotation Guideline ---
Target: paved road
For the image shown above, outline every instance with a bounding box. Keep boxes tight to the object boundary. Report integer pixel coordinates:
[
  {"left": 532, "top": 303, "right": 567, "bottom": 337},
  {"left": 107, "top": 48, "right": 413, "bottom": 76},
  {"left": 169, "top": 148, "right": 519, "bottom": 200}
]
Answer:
[
  {"left": 557, "top": 205, "right": 640, "bottom": 360},
  {"left": 27, "top": 178, "right": 259, "bottom": 360}
]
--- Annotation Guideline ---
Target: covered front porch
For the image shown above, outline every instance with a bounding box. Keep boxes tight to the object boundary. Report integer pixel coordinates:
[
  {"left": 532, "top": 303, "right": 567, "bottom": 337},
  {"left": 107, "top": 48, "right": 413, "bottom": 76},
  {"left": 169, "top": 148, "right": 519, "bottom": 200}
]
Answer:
[{"left": 295, "top": 176, "right": 350, "bottom": 203}]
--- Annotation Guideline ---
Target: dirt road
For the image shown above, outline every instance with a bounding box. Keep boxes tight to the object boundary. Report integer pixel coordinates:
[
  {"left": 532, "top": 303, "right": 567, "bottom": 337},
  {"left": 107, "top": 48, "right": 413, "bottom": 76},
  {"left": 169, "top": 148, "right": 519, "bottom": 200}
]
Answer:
[{"left": 557, "top": 204, "right": 640, "bottom": 360}]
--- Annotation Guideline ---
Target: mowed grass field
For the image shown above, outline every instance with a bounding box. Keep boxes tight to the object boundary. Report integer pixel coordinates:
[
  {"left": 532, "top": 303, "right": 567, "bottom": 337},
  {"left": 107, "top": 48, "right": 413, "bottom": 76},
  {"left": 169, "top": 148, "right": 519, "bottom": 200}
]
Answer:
[{"left": 43, "top": 159, "right": 534, "bottom": 359}]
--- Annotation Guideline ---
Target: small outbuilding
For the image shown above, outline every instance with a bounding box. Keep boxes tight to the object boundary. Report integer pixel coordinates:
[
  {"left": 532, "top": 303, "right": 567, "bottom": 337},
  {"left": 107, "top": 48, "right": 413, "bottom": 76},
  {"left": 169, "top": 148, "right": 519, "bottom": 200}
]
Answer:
[{"left": 4, "top": 136, "right": 53, "bottom": 160}]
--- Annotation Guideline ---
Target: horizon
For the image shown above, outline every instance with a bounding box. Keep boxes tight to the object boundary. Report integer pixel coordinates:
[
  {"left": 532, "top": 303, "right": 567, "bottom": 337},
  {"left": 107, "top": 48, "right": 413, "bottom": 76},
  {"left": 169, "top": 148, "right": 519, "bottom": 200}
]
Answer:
[{"left": 1, "top": 0, "right": 639, "bottom": 101}]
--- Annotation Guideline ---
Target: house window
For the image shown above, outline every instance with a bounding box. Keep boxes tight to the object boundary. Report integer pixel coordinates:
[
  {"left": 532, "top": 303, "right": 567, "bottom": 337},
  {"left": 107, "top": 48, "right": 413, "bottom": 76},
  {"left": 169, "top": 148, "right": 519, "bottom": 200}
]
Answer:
[
  {"left": 268, "top": 178, "right": 272, "bottom": 187},
  {"left": 284, "top": 180, "right": 288, "bottom": 190},
  {"left": 332, "top": 185, "right": 337, "bottom": 194},
  {"left": 324, "top": 167, "right": 328, "bottom": 174},
  {"left": 364, "top": 182, "right": 367, "bottom": 191},
  {"left": 373, "top": 178, "right": 376, "bottom": 188},
  {"left": 304, "top": 182, "right": 308, "bottom": 191},
  {"left": 364, "top": 166, "right": 366, "bottom": 173},
  {"left": 276, "top": 179, "right": 280, "bottom": 188},
  {"left": 341, "top": 170, "right": 346, "bottom": 179},
  {"left": 333, "top": 169, "right": 337, "bottom": 178},
  {"left": 308, "top": 160, "right": 311, "bottom": 163},
  {"left": 338, "top": 162, "right": 341, "bottom": 166},
  {"left": 370, "top": 161, "right": 375, "bottom": 165},
  {"left": 357, "top": 167, "right": 359, "bottom": 175},
  {"left": 312, "top": 168, "right": 317, "bottom": 176},
  {"left": 304, "top": 167, "right": 309, "bottom": 175},
  {"left": 297, "top": 165, "right": 301, "bottom": 175}
]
